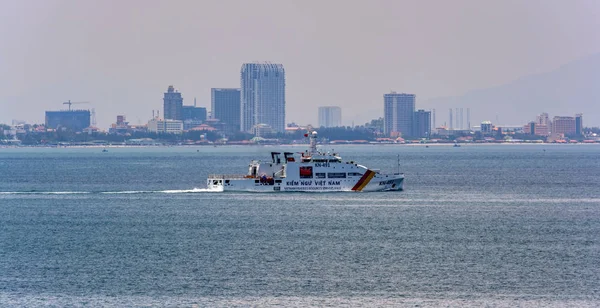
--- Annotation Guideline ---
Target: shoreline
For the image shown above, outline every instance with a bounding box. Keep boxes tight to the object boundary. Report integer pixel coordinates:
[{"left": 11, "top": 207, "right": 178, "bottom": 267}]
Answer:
[{"left": 1, "top": 142, "right": 599, "bottom": 149}]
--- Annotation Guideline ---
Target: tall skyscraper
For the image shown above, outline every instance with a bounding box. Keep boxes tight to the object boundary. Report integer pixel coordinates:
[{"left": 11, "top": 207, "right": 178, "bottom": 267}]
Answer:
[
  {"left": 163, "top": 85, "right": 183, "bottom": 120},
  {"left": 412, "top": 109, "right": 431, "bottom": 138},
  {"left": 240, "top": 63, "right": 286, "bottom": 133},
  {"left": 318, "top": 106, "right": 342, "bottom": 128},
  {"left": 383, "top": 92, "right": 415, "bottom": 136},
  {"left": 211, "top": 88, "right": 241, "bottom": 132}
]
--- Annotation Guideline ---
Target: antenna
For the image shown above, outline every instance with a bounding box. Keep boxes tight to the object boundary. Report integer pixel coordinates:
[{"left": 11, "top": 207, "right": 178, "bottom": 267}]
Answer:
[
  {"left": 194, "top": 97, "right": 197, "bottom": 107},
  {"left": 397, "top": 154, "right": 400, "bottom": 174}
]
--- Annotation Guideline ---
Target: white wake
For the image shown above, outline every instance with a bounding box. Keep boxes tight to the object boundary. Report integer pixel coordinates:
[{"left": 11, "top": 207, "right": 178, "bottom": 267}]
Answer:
[{"left": 0, "top": 187, "right": 222, "bottom": 195}]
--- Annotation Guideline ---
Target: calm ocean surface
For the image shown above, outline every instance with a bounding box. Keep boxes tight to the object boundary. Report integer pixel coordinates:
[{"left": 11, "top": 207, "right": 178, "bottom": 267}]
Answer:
[{"left": 1, "top": 145, "right": 599, "bottom": 307}]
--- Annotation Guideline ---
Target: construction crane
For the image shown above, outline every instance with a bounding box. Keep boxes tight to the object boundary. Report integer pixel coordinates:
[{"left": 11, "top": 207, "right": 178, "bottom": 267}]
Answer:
[{"left": 63, "top": 100, "right": 90, "bottom": 111}]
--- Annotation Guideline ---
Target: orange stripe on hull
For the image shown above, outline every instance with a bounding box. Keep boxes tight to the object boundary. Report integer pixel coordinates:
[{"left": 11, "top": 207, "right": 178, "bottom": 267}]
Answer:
[{"left": 351, "top": 170, "right": 375, "bottom": 191}]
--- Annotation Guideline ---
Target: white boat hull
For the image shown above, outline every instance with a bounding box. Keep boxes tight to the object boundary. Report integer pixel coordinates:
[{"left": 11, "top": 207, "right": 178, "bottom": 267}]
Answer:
[{"left": 207, "top": 173, "right": 404, "bottom": 192}]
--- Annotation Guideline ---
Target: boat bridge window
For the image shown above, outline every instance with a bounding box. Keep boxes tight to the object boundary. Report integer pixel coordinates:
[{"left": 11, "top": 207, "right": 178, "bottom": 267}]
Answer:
[
  {"left": 347, "top": 172, "right": 363, "bottom": 177},
  {"left": 328, "top": 172, "right": 346, "bottom": 179},
  {"left": 315, "top": 173, "right": 326, "bottom": 179},
  {"left": 284, "top": 152, "right": 295, "bottom": 162}
]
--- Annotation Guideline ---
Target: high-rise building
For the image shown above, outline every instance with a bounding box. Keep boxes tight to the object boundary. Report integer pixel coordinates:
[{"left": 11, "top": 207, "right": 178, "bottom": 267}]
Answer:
[
  {"left": 552, "top": 116, "right": 577, "bottom": 135},
  {"left": 181, "top": 106, "right": 207, "bottom": 122},
  {"left": 383, "top": 92, "right": 415, "bottom": 136},
  {"left": 45, "top": 110, "right": 91, "bottom": 132},
  {"left": 181, "top": 106, "right": 207, "bottom": 131},
  {"left": 412, "top": 109, "right": 431, "bottom": 138},
  {"left": 240, "top": 63, "right": 285, "bottom": 133},
  {"left": 318, "top": 106, "right": 342, "bottom": 128},
  {"left": 163, "top": 85, "right": 183, "bottom": 120},
  {"left": 211, "top": 88, "right": 241, "bottom": 132},
  {"left": 575, "top": 114, "right": 583, "bottom": 136},
  {"left": 536, "top": 112, "right": 551, "bottom": 126},
  {"left": 528, "top": 122, "right": 536, "bottom": 135}
]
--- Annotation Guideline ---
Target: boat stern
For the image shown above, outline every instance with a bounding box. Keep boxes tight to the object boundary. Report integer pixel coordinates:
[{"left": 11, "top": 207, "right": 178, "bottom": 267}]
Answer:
[{"left": 207, "top": 178, "right": 225, "bottom": 191}]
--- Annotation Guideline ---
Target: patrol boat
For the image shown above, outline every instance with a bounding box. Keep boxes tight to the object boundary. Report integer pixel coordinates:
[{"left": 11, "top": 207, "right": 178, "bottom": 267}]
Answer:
[{"left": 207, "top": 131, "right": 404, "bottom": 192}]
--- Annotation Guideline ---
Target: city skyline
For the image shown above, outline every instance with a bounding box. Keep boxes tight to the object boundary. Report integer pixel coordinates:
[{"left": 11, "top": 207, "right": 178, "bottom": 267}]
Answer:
[{"left": 1, "top": 1, "right": 599, "bottom": 127}]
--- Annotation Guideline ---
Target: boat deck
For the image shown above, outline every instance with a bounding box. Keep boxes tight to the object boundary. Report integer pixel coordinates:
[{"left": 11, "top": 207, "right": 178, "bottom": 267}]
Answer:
[{"left": 208, "top": 174, "right": 252, "bottom": 179}]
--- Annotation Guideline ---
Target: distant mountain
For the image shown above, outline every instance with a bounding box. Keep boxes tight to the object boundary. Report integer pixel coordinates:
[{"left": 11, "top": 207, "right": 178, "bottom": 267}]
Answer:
[{"left": 426, "top": 53, "right": 600, "bottom": 127}]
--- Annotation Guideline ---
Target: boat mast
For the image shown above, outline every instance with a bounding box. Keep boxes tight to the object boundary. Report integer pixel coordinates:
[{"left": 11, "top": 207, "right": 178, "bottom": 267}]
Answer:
[{"left": 306, "top": 128, "right": 318, "bottom": 157}]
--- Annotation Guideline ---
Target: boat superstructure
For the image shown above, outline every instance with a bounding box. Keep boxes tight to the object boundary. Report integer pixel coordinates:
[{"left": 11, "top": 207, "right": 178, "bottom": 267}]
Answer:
[{"left": 207, "top": 131, "right": 404, "bottom": 192}]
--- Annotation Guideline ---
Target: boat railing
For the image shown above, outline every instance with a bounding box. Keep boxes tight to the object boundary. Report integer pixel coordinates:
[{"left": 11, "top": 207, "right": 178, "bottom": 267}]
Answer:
[{"left": 208, "top": 174, "right": 253, "bottom": 179}]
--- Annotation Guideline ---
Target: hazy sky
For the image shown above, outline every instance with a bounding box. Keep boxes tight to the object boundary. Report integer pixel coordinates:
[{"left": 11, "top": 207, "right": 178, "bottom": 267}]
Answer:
[{"left": 1, "top": 0, "right": 599, "bottom": 127}]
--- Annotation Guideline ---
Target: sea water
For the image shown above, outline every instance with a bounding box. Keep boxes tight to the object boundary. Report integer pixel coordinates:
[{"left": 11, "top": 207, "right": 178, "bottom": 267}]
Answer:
[{"left": 1, "top": 145, "right": 599, "bottom": 307}]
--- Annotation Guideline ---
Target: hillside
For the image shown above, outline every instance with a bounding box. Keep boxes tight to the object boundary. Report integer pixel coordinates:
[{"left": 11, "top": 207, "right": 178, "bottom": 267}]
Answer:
[{"left": 426, "top": 53, "right": 600, "bottom": 127}]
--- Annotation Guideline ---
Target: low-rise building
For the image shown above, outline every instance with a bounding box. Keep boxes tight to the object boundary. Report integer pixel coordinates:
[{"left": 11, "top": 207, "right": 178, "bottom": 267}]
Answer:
[
  {"left": 147, "top": 118, "right": 183, "bottom": 134},
  {"left": 251, "top": 123, "right": 274, "bottom": 137},
  {"left": 523, "top": 122, "right": 550, "bottom": 136},
  {"left": 183, "top": 119, "right": 204, "bottom": 131}
]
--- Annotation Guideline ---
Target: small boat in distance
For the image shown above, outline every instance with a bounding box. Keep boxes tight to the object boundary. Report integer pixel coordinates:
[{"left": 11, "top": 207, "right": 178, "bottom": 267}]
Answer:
[
  {"left": 102, "top": 148, "right": 108, "bottom": 152},
  {"left": 207, "top": 130, "right": 404, "bottom": 192}
]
